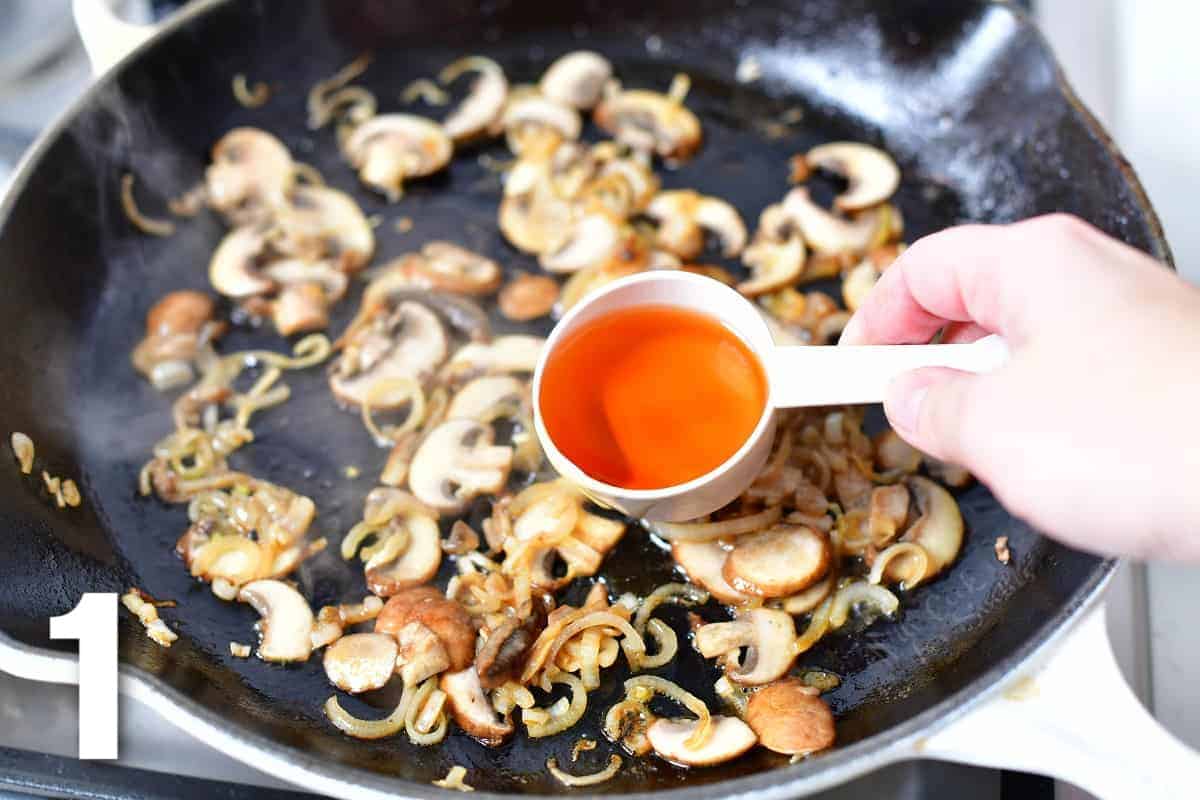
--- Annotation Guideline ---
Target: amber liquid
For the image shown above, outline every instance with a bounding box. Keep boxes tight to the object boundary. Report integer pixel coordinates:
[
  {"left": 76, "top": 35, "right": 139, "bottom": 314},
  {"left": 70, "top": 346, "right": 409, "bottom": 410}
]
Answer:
[{"left": 540, "top": 305, "right": 768, "bottom": 490}]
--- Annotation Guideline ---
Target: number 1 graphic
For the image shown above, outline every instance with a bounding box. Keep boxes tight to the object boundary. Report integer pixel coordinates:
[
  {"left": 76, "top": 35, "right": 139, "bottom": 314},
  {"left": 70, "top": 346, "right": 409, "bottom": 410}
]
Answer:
[{"left": 50, "top": 593, "right": 118, "bottom": 759}]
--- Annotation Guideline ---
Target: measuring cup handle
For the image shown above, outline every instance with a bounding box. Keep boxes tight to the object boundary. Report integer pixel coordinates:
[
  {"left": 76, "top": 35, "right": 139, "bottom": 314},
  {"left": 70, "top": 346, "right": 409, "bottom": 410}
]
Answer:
[{"left": 767, "top": 334, "right": 1010, "bottom": 407}]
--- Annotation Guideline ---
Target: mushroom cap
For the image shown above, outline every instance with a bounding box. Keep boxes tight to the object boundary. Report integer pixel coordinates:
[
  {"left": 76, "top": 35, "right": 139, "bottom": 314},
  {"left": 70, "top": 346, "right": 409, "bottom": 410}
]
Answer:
[
  {"left": 206, "top": 127, "right": 294, "bottom": 221},
  {"left": 723, "top": 525, "right": 831, "bottom": 598},
  {"left": 745, "top": 677, "right": 835, "bottom": 756},
  {"left": 364, "top": 511, "right": 443, "bottom": 596},
  {"left": 209, "top": 225, "right": 274, "bottom": 298},
  {"left": 498, "top": 273, "right": 560, "bottom": 321},
  {"left": 441, "top": 57, "right": 508, "bottom": 142},
  {"left": 670, "top": 541, "right": 750, "bottom": 605},
  {"left": 502, "top": 93, "right": 582, "bottom": 149},
  {"left": 238, "top": 579, "right": 315, "bottom": 663},
  {"left": 407, "top": 418, "right": 514, "bottom": 513},
  {"left": 646, "top": 715, "right": 757, "bottom": 767},
  {"left": 804, "top": 142, "right": 900, "bottom": 212},
  {"left": 393, "top": 620, "right": 451, "bottom": 686},
  {"left": 145, "top": 290, "right": 215, "bottom": 337},
  {"left": 594, "top": 89, "right": 703, "bottom": 160},
  {"left": 376, "top": 586, "right": 476, "bottom": 671},
  {"left": 446, "top": 375, "right": 524, "bottom": 421},
  {"left": 414, "top": 241, "right": 503, "bottom": 295},
  {"left": 539, "top": 212, "right": 623, "bottom": 274},
  {"left": 539, "top": 51, "right": 613, "bottom": 110},
  {"left": 323, "top": 632, "right": 399, "bottom": 694},
  {"left": 329, "top": 300, "right": 449, "bottom": 409},
  {"left": 273, "top": 185, "right": 375, "bottom": 273},
  {"left": 342, "top": 114, "right": 453, "bottom": 199},
  {"left": 440, "top": 666, "right": 515, "bottom": 745}
]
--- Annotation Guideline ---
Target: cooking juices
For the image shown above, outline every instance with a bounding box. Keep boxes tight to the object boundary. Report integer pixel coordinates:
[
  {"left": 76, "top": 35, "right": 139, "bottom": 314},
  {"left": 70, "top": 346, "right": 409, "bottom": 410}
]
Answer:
[{"left": 539, "top": 305, "right": 768, "bottom": 490}]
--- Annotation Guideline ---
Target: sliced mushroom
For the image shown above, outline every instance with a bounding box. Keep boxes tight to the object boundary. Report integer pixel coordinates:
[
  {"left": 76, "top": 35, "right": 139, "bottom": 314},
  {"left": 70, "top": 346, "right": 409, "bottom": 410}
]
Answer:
[
  {"left": 670, "top": 541, "right": 750, "bottom": 605},
  {"left": 594, "top": 89, "right": 702, "bottom": 160},
  {"left": 802, "top": 142, "right": 900, "bottom": 212},
  {"left": 646, "top": 715, "right": 757, "bottom": 767},
  {"left": 206, "top": 128, "right": 294, "bottom": 224},
  {"left": 412, "top": 241, "right": 502, "bottom": 295},
  {"left": 645, "top": 190, "right": 747, "bottom": 260},
  {"left": 376, "top": 586, "right": 476, "bottom": 671},
  {"left": 408, "top": 419, "right": 513, "bottom": 513},
  {"left": 364, "top": 511, "right": 443, "bottom": 596},
  {"left": 539, "top": 51, "right": 613, "bottom": 110},
  {"left": 723, "top": 526, "right": 831, "bottom": 598},
  {"left": 323, "top": 632, "right": 399, "bottom": 693},
  {"left": 693, "top": 608, "right": 797, "bottom": 685},
  {"left": 901, "top": 476, "right": 963, "bottom": 580},
  {"left": 558, "top": 261, "right": 644, "bottom": 312},
  {"left": 446, "top": 375, "right": 524, "bottom": 421},
  {"left": 439, "top": 56, "right": 508, "bottom": 142},
  {"left": 783, "top": 187, "right": 886, "bottom": 256},
  {"left": 237, "top": 579, "right": 314, "bottom": 663},
  {"left": 145, "top": 291, "right": 216, "bottom": 337},
  {"left": 779, "top": 572, "right": 835, "bottom": 615},
  {"left": 539, "top": 213, "right": 623, "bottom": 273},
  {"left": 499, "top": 164, "right": 576, "bottom": 254},
  {"left": 443, "top": 336, "right": 545, "bottom": 380},
  {"left": 209, "top": 226, "right": 275, "bottom": 298},
  {"left": 498, "top": 273, "right": 559, "bottom": 321},
  {"left": 873, "top": 429, "right": 922, "bottom": 474},
  {"left": 841, "top": 259, "right": 881, "bottom": 312},
  {"left": 329, "top": 301, "right": 448, "bottom": 409},
  {"left": 393, "top": 621, "right": 451, "bottom": 686},
  {"left": 342, "top": 114, "right": 453, "bottom": 201},
  {"left": 502, "top": 93, "right": 582, "bottom": 154},
  {"left": 440, "top": 666, "right": 514, "bottom": 745},
  {"left": 261, "top": 258, "right": 350, "bottom": 303},
  {"left": 739, "top": 203, "right": 806, "bottom": 297},
  {"left": 476, "top": 614, "right": 541, "bottom": 689},
  {"left": 923, "top": 456, "right": 972, "bottom": 489},
  {"left": 867, "top": 484, "right": 910, "bottom": 548},
  {"left": 272, "top": 185, "right": 375, "bottom": 273},
  {"left": 744, "top": 677, "right": 835, "bottom": 756}
]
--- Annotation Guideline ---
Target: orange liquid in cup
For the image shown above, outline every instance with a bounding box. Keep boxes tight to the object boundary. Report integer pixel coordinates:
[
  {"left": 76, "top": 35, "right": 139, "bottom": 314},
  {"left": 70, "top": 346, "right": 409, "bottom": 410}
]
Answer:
[{"left": 539, "top": 305, "right": 768, "bottom": 490}]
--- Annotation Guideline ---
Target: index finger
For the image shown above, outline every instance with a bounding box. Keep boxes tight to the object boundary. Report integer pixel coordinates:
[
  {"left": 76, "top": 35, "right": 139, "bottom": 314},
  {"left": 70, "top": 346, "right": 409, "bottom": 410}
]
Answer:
[{"left": 838, "top": 215, "right": 1097, "bottom": 346}]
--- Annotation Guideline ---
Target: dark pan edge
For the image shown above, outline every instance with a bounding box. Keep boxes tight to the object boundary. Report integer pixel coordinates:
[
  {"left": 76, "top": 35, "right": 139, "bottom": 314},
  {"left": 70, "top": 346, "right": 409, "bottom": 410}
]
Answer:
[{"left": 0, "top": 0, "right": 1158, "bottom": 796}]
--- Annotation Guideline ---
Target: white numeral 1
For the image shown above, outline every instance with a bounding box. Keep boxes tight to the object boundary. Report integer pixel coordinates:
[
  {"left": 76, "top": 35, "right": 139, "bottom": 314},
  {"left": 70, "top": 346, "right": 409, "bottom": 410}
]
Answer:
[{"left": 50, "top": 593, "right": 118, "bottom": 759}]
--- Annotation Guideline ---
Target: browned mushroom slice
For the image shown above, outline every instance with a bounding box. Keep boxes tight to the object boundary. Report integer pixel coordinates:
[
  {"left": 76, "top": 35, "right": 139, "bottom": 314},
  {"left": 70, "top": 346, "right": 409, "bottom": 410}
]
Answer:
[
  {"left": 132, "top": 291, "right": 223, "bottom": 389},
  {"left": 841, "top": 259, "right": 881, "bottom": 312},
  {"left": 442, "top": 335, "right": 545, "bottom": 381},
  {"left": 501, "top": 93, "right": 582, "bottom": 154},
  {"left": 439, "top": 56, "right": 508, "bottom": 142},
  {"left": 802, "top": 142, "right": 900, "bottom": 212},
  {"left": 739, "top": 203, "right": 806, "bottom": 297},
  {"left": 539, "top": 51, "right": 613, "bottom": 110},
  {"left": 145, "top": 290, "right": 216, "bottom": 337},
  {"left": 594, "top": 89, "right": 702, "bottom": 160},
  {"left": 410, "top": 241, "right": 502, "bottom": 295},
  {"left": 867, "top": 483, "right": 910, "bottom": 547},
  {"left": 670, "top": 541, "right": 750, "bottom": 605},
  {"left": 205, "top": 127, "right": 294, "bottom": 224},
  {"left": 392, "top": 621, "right": 451, "bottom": 686},
  {"left": 329, "top": 301, "right": 448, "bottom": 409},
  {"left": 270, "top": 282, "right": 330, "bottom": 335},
  {"left": 645, "top": 190, "right": 747, "bottom": 260},
  {"left": 693, "top": 607, "right": 797, "bottom": 685},
  {"left": 498, "top": 273, "right": 559, "bottom": 321},
  {"left": 323, "top": 632, "right": 398, "bottom": 693},
  {"left": 744, "top": 677, "right": 835, "bottom": 756},
  {"left": 783, "top": 187, "right": 887, "bottom": 256},
  {"left": 778, "top": 572, "right": 835, "bottom": 615},
  {"left": 446, "top": 375, "right": 524, "bottom": 421},
  {"left": 646, "top": 715, "right": 757, "bottom": 766},
  {"left": 873, "top": 429, "right": 922, "bottom": 474},
  {"left": 376, "top": 586, "right": 476, "bottom": 672},
  {"left": 923, "top": 456, "right": 973, "bottom": 488},
  {"left": 900, "top": 476, "right": 964, "bottom": 580},
  {"left": 407, "top": 419, "right": 513, "bottom": 514},
  {"left": 237, "top": 579, "right": 314, "bottom": 663},
  {"left": 499, "top": 158, "right": 576, "bottom": 254},
  {"left": 341, "top": 114, "right": 453, "bottom": 201},
  {"left": 722, "top": 525, "right": 831, "bottom": 598},
  {"left": 441, "top": 667, "right": 514, "bottom": 746},
  {"left": 209, "top": 226, "right": 275, "bottom": 298},
  {"left": 364, "top": 511, "right": 442, "bottom": 596},
  {"left": 476, "top": 614, "right": 542, "bottom": 689},
  {"left": 272, "top": 185, "right": 375, "bottom": 273},
  {"left": 261, "top": 258, "right": 349, "bottom": 303}
]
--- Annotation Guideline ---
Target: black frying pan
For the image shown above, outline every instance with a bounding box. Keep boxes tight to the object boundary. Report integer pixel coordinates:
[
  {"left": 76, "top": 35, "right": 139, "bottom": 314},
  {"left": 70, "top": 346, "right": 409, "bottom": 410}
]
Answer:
[{"left": 0, "top": 0, "right": 1170, "bottom": 797}]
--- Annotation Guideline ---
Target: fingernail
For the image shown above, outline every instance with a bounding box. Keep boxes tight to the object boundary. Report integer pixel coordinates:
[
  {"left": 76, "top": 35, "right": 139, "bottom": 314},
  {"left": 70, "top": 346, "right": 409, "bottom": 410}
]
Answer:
[
  {"left": 890, "top": 384, "right": 928, "bottom": 435},
  {"left": 838, "top": 314, "right": 864, "bottom": 346}
]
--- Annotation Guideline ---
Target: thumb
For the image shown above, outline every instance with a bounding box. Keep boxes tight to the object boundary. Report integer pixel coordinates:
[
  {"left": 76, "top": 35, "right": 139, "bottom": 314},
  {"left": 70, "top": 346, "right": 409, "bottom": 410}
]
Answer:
[{"left": 883, "top": 367, "right": 982, "bottom": 467}]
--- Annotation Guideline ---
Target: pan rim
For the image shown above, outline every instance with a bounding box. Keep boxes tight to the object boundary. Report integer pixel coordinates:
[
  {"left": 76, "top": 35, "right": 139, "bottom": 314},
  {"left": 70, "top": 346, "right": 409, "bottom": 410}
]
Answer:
[{"left": 0, "top": 0, "right": 1162, "bottom": 796}]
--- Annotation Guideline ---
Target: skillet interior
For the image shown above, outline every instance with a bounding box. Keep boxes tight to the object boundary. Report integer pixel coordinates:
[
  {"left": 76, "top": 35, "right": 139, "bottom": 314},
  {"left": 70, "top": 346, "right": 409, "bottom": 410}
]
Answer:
[{"left": 0, "top": 0, "right": 1165, "bottom": 795}]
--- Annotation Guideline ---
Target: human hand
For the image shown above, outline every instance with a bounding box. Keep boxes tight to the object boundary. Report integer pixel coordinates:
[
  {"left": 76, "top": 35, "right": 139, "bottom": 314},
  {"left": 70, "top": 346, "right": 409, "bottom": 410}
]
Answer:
[{"left": 839, "top": 214, "right": 1200, "bottom": 561}]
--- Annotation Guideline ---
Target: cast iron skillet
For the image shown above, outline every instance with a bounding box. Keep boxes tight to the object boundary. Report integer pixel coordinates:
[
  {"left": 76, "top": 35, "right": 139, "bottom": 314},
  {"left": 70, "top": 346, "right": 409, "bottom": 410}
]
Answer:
[{"left": 0, "top": 0, "right": 1170, "bottom": 797}]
